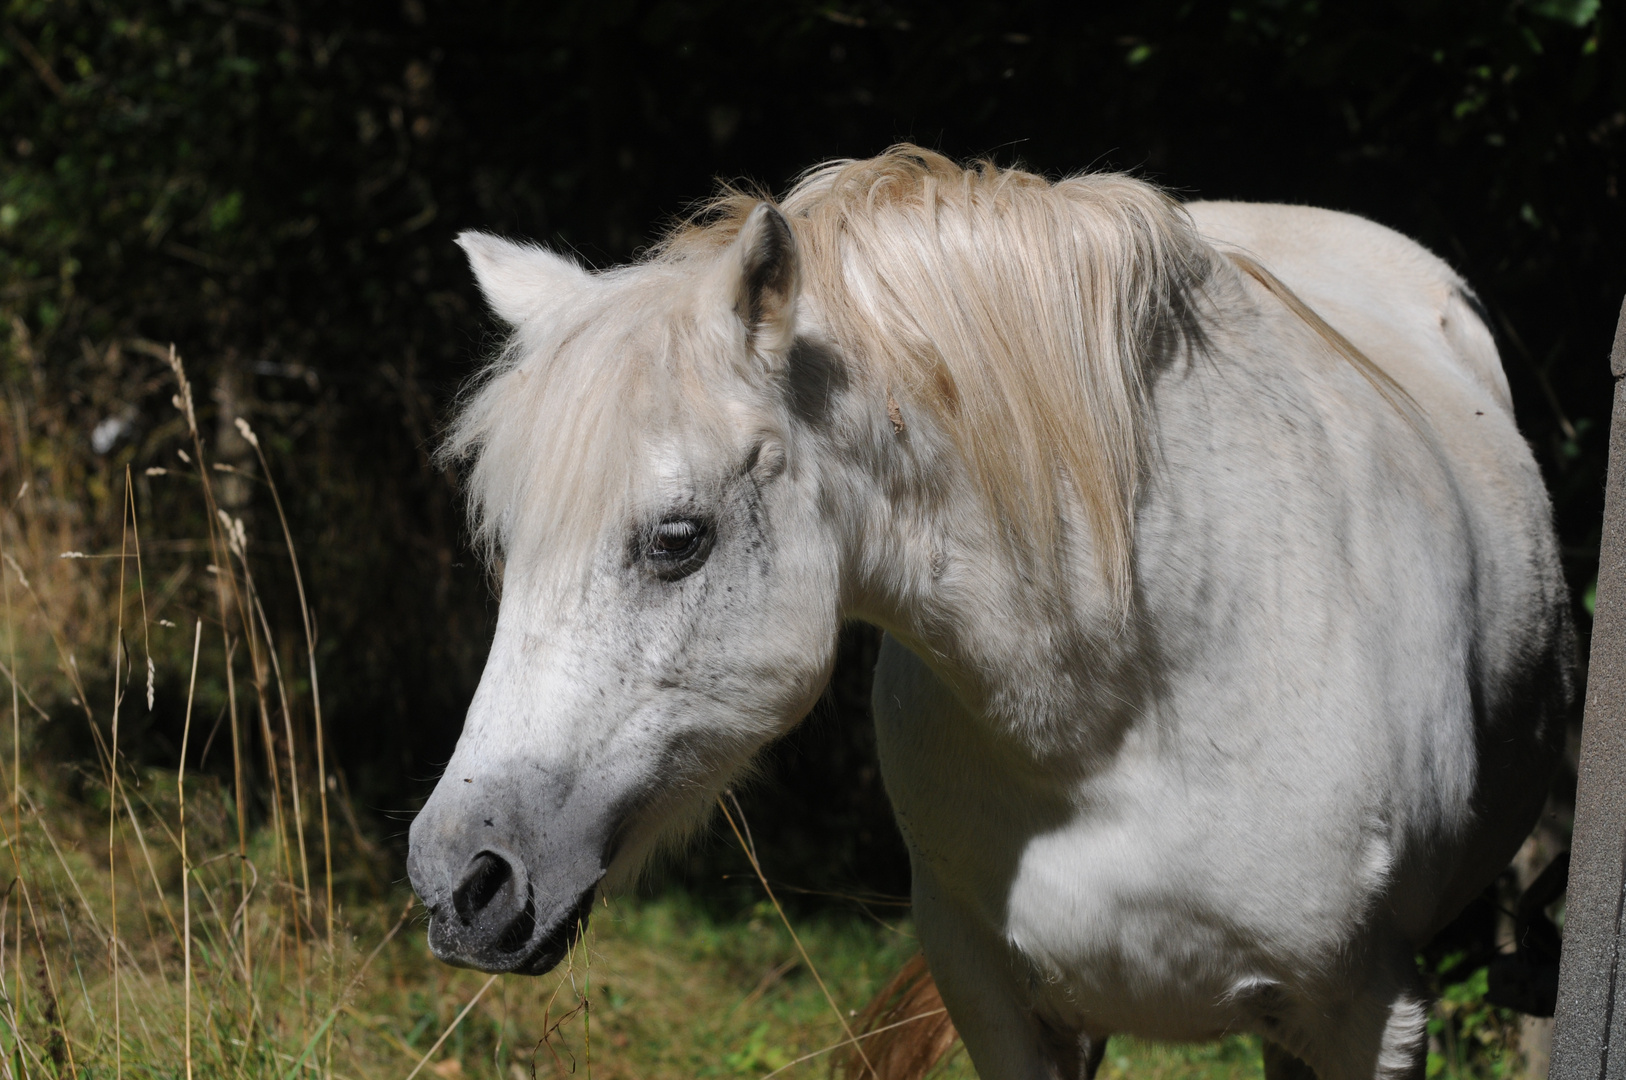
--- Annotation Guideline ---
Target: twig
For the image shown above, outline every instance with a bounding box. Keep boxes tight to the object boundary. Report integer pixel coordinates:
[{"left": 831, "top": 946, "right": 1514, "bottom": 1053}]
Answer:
[
  {"left": 758, "top": 1007, "right": 948, "bottom": 1079},
  {"left": 1, "top": 24, "right": 66, "bottom": 98},
  {"left": 717, "top": 793, "right": 875, "bottom": 1079},
  {"left": 178, "top": 619, "right": 202, "bottom": 1080},
  {"left": 1497, "top": 312, "right": 1578, "bottom": 443},
  {"left": 278, "top": 898, "right": 415, "bottom": 1080},
  {"left": 402, "top": 974, "right": 500, "bottom": 1080}
]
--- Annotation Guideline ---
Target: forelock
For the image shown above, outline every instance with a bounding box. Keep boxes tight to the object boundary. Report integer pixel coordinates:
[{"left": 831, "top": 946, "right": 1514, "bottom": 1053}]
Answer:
[{"left": 441, "top": 261, "right": 750, "bottom": 582}]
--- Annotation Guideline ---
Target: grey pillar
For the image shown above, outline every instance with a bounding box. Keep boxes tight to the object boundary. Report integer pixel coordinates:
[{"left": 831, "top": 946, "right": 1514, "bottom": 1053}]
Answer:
[{"left": 1551, "top": 296, "right": 1626, "bottom": 1080}]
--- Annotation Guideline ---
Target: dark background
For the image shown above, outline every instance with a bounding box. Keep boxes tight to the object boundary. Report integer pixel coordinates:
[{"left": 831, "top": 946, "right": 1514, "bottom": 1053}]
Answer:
[{"left": 1, "top": 0, "right": 1620, "bottom": 906}]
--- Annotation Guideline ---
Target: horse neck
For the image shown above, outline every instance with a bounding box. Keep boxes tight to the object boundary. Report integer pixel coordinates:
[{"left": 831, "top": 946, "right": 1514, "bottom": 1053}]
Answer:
[{"left": 823, "top": 373, "right": 1145, "bottom": 741}]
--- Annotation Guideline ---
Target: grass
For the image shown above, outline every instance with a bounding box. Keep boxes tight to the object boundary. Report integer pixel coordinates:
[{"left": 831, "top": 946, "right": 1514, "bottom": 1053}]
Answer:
[
  {"left": 0, "top": 349, "right": 1533, "bottom": 1079},
  {"left": 0, "top": 762, "right": 1273, "bottom": 1080},
  {"left": 0, "top": 712, "right": 1268, "bottom": 1080}
]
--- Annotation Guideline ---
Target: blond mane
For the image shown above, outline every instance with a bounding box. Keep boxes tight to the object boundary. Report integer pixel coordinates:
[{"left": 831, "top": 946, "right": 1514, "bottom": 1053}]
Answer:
[
  {"left": 664, "top": 146, "right": 1215, "bottom": 603},
  {"left": 448, "top": 147, "right": 1217, "bottom": 603}
]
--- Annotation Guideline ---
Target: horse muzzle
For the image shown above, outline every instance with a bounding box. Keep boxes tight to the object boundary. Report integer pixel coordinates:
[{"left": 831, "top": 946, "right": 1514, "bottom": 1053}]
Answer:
[
  {"left": 407, "top": 775, "right": 610, "bottom": 976},
  {"left": 414, "top": 846, "right": 594, "bottom": 974}
]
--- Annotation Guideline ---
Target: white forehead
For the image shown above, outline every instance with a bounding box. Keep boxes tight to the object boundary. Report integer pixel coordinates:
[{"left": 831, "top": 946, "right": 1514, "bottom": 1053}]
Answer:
[{"left": 444, "top": 260, "right": 772, "bottom": 582}]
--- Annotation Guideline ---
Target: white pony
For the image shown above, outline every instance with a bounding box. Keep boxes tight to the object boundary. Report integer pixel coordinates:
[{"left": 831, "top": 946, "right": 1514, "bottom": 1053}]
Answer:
[{"left": 407, "top": 147, "right": 1572, "bottom": 1080}]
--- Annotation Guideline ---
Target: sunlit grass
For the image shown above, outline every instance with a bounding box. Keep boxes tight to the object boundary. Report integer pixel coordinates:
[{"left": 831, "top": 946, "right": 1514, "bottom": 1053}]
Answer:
[{"left": 0, "top": 774, "right": 1271, "bottom": 1080}]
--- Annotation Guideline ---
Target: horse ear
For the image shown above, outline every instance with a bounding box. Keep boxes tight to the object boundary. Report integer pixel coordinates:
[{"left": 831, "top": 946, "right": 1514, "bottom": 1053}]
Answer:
[
  {"left": 731, "top": 203, "right": 800, "bottom": 356},
  {"left": 456, "top": 231, "right": 591, "bottom": 326}
]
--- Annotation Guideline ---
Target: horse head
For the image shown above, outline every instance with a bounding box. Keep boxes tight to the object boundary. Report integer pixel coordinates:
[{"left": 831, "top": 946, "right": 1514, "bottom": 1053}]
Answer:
[{"left": 407, "top": 204, "right": 846, "bottom": 973}]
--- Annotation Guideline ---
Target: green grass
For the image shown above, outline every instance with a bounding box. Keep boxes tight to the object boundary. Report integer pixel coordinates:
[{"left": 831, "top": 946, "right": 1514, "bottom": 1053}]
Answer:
[
  {"left": 0, "top": 777, "right": 1511, "bottom": 1080},
  {"left": 0, "top": 779, "right": 1275, "bottom": 1080},
  {"left": 353, "top": 895, "right": 1261, "bottom": 1080},
  {"left": 0, "top": 679, "right": 1531, "bottom": 1080}
]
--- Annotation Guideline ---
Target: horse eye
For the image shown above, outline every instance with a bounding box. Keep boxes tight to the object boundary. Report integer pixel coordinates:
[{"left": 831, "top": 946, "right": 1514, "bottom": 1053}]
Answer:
[{"left": 647, "top": 519, "right": 706, "bottom": 561}]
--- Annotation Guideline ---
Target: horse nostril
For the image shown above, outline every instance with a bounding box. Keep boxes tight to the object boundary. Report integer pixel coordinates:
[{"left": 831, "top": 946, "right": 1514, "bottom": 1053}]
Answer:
[{"left": 452, "top": 851, "right": 513, "bottom": 925}]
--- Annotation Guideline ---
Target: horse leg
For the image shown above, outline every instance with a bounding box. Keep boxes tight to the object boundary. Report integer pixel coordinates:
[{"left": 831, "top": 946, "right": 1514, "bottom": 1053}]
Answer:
[
  {"left": 913, "top": 875, "right": 1097, "bottom": 1080},
  {"left": 1368, "top": 987, "right": 1429, "bottom": 1080},
  {"left": 1084, "top": 1036, "right": 1106, "bottom": 1079},
  {"left": 1292, "top": 963, "right": 1429, "bottom": 1080},
  {"left": 1037, "top": 1020, "right": 1108, "bottom": 1080}
]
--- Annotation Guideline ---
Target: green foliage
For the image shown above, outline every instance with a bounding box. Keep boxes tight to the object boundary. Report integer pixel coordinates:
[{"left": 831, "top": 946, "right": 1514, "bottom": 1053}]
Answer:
[
  {"left": 723, "top": 1022, "right": 796, "bottom": 1075},
  {"left": 1427, "top": 965, "right": 1523, "bottom": 1079},
  {"left": 1528, "top": 0, "right": 1601, "bottom": 30}
]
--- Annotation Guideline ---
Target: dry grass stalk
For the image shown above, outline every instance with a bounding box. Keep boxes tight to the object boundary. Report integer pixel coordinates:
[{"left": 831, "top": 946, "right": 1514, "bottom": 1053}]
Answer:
[
  {"left": 108, "top": 468, "right": 131, "bottom": 1080},
  {"left": 3, "top": 482, "right": 21, "bottom": 1065},
  {"left": 0, "top": 342, "right": 366, "bottom": 1074},
  {"left": 237, "top": 415, "right": 336, "bottom": 954},
  {"left": 0, "top": 338, "right": 968, "bottom": 1080},
  {"left": 179, "top": 617, "right": 202, "bottom": 1080},
  {"left": 403, "top": 972, "right": 500, "bottom": 1080},
  {"left": 833, "top": 953, "right": 958, "bottom": 1080},
  {"left": 719, "top": 792, "right": 877, "bottom": 1080},
  {"left": 171, "top": 343, "right": 263, "bottom": 989}
]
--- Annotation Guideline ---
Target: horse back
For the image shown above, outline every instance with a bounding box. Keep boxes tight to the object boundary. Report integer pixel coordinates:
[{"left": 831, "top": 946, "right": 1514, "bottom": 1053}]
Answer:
[{"left": 1187, "top": 201, "right": 1512, "bottom": 414}]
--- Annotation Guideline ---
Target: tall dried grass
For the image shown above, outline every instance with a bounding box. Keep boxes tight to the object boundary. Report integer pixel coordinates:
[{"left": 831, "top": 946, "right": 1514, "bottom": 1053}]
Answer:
[
  {"left": 0, "top": 345, "right": 475, "bottom": 1078},
  {"left": 0, "top": 343, "right": 961, "bottom": 1080}
]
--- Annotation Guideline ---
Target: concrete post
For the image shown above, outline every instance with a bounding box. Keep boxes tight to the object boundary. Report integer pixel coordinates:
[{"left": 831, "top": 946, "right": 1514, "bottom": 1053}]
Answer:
[{"left": 1551, "top": 296, "right": 1626, "bottom": 1080}]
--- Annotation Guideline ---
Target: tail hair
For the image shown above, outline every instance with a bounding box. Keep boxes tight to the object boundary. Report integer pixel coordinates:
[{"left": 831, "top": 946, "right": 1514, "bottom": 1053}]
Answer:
[{"left": 834, "top": 952, "right": 959, "bottom": 1080}]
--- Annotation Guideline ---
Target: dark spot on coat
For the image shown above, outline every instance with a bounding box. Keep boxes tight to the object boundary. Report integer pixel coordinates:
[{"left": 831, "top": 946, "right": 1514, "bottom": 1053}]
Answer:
[{"left": 784, "top": 337, "right": 848, "bottom": 425}]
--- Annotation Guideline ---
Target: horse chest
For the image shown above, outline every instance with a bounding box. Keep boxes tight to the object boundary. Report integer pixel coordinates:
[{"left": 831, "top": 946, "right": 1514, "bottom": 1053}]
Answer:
[
  {"left": 875, "top": 642, "right": 1395, "bottom": 1033},
  {"left": 897, "top": 755, "right": 1272, "bottom": 1032}
]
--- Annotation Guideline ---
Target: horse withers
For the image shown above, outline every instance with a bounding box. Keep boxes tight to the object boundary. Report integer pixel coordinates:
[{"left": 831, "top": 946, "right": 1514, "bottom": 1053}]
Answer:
[{"left": 407, "top": 148, "right": 1572, "bottom": 1080}]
